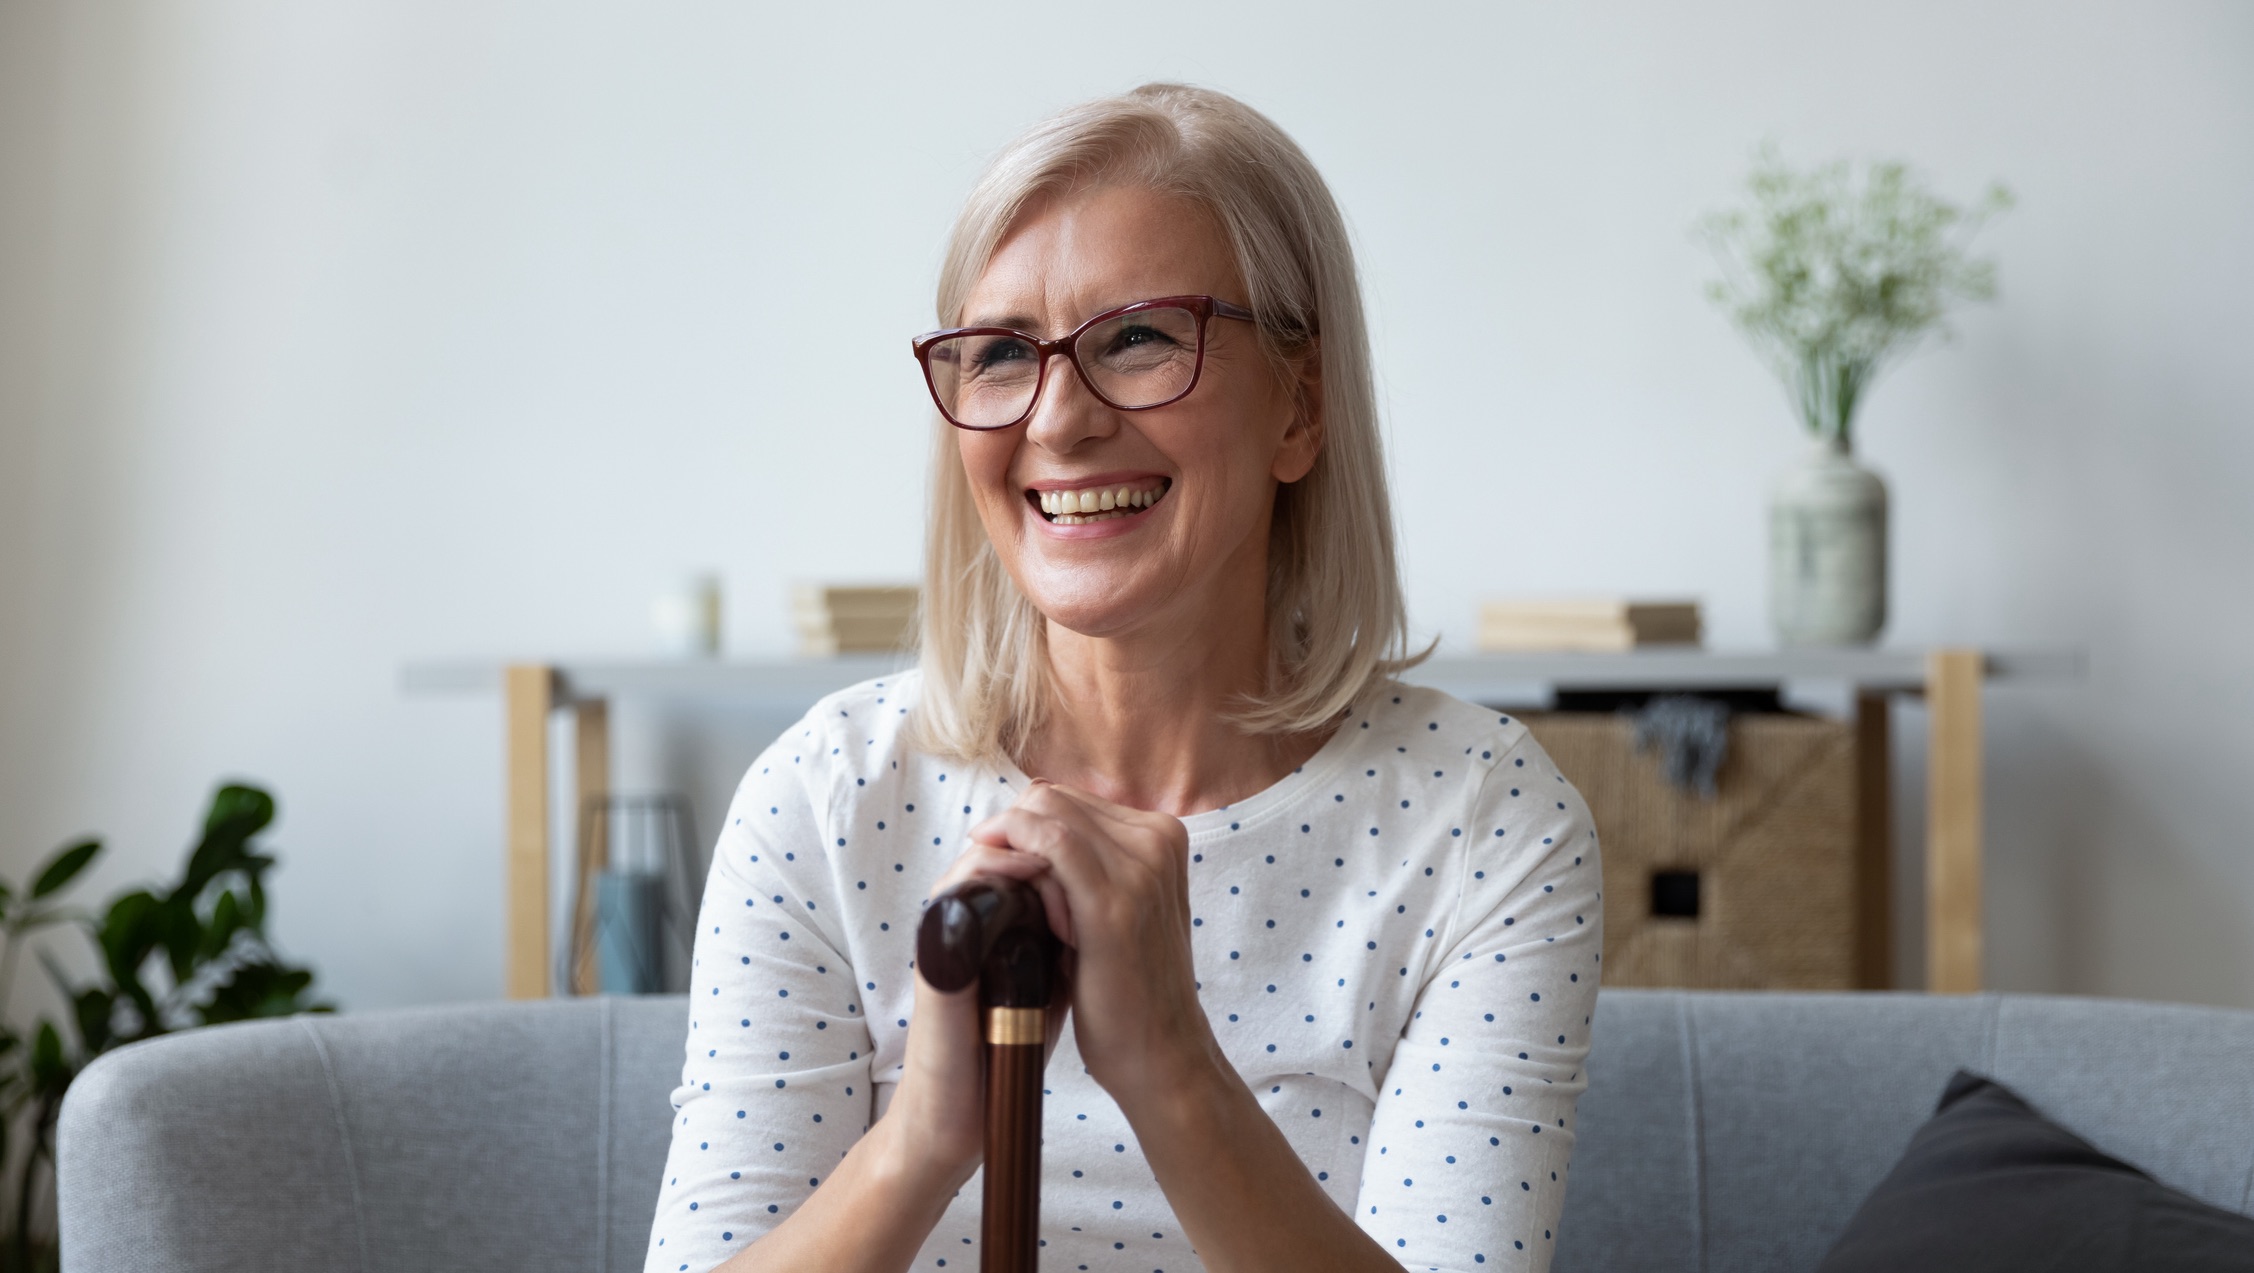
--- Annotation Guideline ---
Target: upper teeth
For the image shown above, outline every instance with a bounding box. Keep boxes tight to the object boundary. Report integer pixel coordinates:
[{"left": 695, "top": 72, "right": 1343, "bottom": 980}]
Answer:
[{"left": 1038, "top": 484, "right": 1164, "bottom": 519}]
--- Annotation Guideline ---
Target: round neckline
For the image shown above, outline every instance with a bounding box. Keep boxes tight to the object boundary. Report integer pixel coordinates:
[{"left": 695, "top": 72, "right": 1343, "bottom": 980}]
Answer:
[
  {"left": 1160, "top": 703, "right": 1368, "bottom": 840},
  {"left": 988, "top": 692, "right": 1381, "bottom": 840}
]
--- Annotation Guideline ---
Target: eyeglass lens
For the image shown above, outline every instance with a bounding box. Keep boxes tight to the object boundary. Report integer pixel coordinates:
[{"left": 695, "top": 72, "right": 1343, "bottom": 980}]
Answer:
[{"left": 925, "top": 305, "right": 1203, "bottom": 427}]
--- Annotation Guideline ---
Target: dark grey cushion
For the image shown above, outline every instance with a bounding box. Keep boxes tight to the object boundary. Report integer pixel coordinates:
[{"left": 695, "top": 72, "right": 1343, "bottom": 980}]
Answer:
[
  {"left": 57, "top": 991, "right": 2254, "bottom": 1273},
  {"left": 1814, "top": 1070, "right": 2254, "bottom": 1272}
]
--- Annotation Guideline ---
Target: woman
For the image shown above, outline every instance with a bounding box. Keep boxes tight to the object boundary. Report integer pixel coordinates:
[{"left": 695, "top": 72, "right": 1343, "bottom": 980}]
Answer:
[{"left": 648, "top": 84, "right": 1600, "bottom": 1273}]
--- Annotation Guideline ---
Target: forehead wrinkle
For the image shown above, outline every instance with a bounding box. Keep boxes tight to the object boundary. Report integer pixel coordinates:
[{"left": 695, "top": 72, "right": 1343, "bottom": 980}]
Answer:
[{"left": 964, "top": 187, "right": 1239, "bottom": 337}]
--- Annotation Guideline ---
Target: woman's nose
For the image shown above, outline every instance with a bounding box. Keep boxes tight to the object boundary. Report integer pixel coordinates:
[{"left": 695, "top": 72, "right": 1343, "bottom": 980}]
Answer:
[{"left": 1023, "top": 351, "right": 1118, "bottom": 451}]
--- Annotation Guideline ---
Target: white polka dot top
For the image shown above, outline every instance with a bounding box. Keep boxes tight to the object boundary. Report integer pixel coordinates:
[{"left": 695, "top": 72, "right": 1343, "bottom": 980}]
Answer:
[{"left": 646, "top": 671, "right": 1602, "bottom": 1273}]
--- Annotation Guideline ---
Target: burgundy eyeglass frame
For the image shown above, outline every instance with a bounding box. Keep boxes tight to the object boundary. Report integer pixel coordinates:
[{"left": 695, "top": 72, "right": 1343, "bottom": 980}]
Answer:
[{"left": 911, "top": 294, "right": 1257, "bottom": 431}]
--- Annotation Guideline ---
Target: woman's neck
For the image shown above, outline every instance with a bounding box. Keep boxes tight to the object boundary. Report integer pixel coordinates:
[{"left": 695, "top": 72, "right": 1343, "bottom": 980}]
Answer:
[{"left": 1017, "top": 597, "right": 1331, "bottom": 819}]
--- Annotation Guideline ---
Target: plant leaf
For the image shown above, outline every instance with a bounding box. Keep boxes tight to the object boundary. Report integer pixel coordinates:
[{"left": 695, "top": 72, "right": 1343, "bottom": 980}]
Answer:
[
  {"left": 159, "top": 893, "right": 203, "bottom": 983},
  {"left": 95, "top": 890, "right": 165, "bottom": 1035},
  {"left": 201, "top": 784, "right": 275, "bottom": 842},
  {"left": 184, "top": 785, "right": 275, "bottom": 897},
  {"left": 198, "top": 959, "right": 321, "bottom": 1026},
  {"left": 30, "top": 1021, "right": 67, "bottom": 1088},
  {"left": 15, "top": 780, "right": 331, "bottom": 1116},
  {"left": 201, "top": 889, "right": 242, "bottom": 962},
  {"left": 72, "top": 988, "right": 115, "bottom": 1056},
  {"left": 99, "top": 891, "right": 160, "bottom": 974},
  {"left": 31, "top": 838, "right": 101, "bottom": 899}
]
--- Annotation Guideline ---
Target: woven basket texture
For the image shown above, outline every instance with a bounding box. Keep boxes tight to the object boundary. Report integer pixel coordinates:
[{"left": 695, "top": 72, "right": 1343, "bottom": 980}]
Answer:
[{"left": 1522, "top": 711, "right": 1859, "bottom": 990}]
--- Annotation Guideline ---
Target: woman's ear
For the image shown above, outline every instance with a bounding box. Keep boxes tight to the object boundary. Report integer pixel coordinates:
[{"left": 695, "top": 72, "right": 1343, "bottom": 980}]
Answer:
[{"left": 1271, "top": 343, "right": 1324, "bottom": 485}]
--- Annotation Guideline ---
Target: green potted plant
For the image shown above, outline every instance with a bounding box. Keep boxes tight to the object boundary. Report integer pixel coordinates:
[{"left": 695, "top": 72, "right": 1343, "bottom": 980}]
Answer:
[
  {"left": 0, "top": 783, "right": 328, "bottom": 1272},
  {"left": 1700, "top": 146, "right": 2010, "bottom": 645}
]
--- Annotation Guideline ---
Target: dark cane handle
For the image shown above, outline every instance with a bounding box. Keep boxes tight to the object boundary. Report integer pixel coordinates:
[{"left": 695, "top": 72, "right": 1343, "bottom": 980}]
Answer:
[{"left": 916, "top": 877, "right": 1058, "bottom": 1273}]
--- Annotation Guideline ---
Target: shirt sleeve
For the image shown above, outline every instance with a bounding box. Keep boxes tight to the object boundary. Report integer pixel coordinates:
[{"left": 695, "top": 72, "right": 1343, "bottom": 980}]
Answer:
[
  {"left": 1353, "top": 729, "right": 1604, "bottom": 1272},
  {"left": 644, "top": 721, "right": 877, "bottom": 1273}
]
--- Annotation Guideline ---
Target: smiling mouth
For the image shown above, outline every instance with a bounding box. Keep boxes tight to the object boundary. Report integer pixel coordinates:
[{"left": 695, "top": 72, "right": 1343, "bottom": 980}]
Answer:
[{"left": 1028, "top": 478, "right": 1172, "bottom": 525}]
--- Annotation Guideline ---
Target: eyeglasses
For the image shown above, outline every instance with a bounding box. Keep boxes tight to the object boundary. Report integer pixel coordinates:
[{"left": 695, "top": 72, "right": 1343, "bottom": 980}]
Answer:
[{"left": 912, "top": 295, "right": 1257, "bottom": 431}]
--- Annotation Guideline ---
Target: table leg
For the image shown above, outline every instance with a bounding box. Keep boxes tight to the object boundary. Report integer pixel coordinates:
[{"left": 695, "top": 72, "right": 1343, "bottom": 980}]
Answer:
[
  {"left": 505, "top": 665, "right": 555, "bottom": 999},
  {"left": 1854, "top": 691, "right": 1893, "bottom": 989},
  {"left": 570, "top": 697, "right": 611, "bottom": 995},
  {"left": 1925, "top": 649, "right": 1984, "bottom": 993}
]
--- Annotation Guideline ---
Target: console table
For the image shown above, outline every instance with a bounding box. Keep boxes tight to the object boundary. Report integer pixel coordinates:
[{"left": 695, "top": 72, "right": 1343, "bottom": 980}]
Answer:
[{"left": 402, "top": 648, "right": 2080, "bottom": 999}]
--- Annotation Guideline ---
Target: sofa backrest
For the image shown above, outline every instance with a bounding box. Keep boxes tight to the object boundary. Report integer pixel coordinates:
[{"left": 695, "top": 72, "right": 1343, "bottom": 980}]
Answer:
[
  {"left": 1555, "top": 991, "right": 2254, "bottom": 1272},
  {"left": 59, "top": 995, "right": 685, "bottom": 1273},
  {"left": 57, "top": 990, "right": 2254, "bottom": 1272}
]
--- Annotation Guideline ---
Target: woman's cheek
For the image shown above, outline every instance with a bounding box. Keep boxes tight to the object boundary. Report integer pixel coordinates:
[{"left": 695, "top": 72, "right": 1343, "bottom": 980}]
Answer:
[{"left": 958, "top": 438, "right": 1018, "bottom": 522}]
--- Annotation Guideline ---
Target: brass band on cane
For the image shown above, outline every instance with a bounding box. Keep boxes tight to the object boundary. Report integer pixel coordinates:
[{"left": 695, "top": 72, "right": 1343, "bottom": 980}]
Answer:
[{"left": 986, "top": 1006, "right": 1045, "bottom": 1046}]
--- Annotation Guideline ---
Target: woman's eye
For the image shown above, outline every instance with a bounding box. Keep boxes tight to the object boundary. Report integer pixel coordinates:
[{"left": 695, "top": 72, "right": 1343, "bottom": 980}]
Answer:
[
  {"left": 1112, "top": 323, "right": 1177, "bottom": 350},
  {"left": 972, "top": 339, "right": 1033, "bottom": 370},
  {"left": 1093, "top": 324, "right": 1185, "bottom": 366}
]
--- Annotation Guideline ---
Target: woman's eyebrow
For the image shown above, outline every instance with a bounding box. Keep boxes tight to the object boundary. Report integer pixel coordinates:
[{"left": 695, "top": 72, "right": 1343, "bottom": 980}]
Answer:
[{"left": 964, "top": 312, "right": 1040, "bottom": 331}]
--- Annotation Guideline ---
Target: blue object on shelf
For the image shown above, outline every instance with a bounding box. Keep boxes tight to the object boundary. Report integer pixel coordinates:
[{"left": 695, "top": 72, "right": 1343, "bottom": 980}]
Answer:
[{"left": 596, "top": 870, "right": 665, "bottom": 995}]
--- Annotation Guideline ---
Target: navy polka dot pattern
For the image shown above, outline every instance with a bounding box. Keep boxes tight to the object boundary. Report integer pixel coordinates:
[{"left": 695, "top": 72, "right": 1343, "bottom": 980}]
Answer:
[{"left": 645, "top": 673, "right": 1602, "bottom": 1273}]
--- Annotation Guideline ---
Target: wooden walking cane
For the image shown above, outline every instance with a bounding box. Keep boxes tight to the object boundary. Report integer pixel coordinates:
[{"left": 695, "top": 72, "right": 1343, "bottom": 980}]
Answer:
[{"left": 916, "top": 876, "right": 1060, "bottom": 1273}]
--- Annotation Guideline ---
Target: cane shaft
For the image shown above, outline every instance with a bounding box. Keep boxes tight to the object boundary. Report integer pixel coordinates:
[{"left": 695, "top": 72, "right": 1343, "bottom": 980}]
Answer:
[
  {"left": 919, "top": 880, "right": 1055, "bottom": 1273},
  {"left": 982, "top": 1031, "right": 1044, "bottom": 1273}
]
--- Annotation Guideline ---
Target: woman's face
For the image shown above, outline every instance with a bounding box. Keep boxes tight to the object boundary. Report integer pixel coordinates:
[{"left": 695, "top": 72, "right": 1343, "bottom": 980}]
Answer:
[{"left": 953, "top": 185, "right": 1319, "bottom": 643}]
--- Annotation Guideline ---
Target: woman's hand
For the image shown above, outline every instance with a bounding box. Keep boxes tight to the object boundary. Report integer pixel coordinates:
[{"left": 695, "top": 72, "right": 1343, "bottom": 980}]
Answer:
[
  {"left": 885, "top": 780, "right": 1400, "bottom": 1273},
  {"left": 890, "top": 816, "right": 1085, "bottom": 1179},
  {"left": 963, "top": 780, "right": 1223, "bottom": 1110},
  {"left": 886, "top": 932, "right": 988, "bottom": 1183}
]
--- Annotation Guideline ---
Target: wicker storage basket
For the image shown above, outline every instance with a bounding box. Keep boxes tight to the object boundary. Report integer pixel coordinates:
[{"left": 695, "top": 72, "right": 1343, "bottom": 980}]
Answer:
[{"left": 1521, "top": 710, "right": 1871, "bottom": 990}]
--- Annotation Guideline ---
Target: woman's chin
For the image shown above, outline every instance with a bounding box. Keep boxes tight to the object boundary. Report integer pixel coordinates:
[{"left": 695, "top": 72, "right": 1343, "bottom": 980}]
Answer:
[{"left": 1017, "top": 580, "right": 1168, "bottom": 642}]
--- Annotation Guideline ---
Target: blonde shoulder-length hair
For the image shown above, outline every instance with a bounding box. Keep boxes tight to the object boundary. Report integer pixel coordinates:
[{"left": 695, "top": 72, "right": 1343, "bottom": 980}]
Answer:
[{"left": 911, "top": 82, "right": 1419, "bottom": 765}]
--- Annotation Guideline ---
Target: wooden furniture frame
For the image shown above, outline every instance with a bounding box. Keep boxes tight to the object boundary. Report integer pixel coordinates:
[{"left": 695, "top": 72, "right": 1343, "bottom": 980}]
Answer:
[{"left": 402, "top": 648, "right": 2073, "bottom": 999}]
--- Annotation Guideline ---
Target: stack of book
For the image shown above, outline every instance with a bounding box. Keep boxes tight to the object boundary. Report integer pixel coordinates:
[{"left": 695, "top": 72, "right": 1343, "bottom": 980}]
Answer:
[
  {"left": 1476, "top": 599, "right": 1702, "bottom": 653},
  {"left": 792, "top": 585, "right": 920, "bottom": 657}
]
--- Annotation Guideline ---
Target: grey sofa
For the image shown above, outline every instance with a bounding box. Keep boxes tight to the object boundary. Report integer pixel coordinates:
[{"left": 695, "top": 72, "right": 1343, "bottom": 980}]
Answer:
[{"left": 57, "top": 990, "right": 2254, "bottom": 1272}]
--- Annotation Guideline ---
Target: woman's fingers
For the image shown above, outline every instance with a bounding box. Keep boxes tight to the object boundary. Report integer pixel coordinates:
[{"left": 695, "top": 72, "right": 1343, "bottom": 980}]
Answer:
[
  {"left": 964, "top": 779, "right": 1195, "bottom": 946},
  {"left": 1033, "top": 785, "right": 1191, "bottom": 921},
  {"left": 1037, "top": 784, "right": 1183, "bottom": 870},
  {"left": 967, "top": 799, "right": 1115, "bottom": 899},
  {"left": 1023, "top": 861, "right": 1075, "bottom": 949},
  {"left": 1043, "top": 945, "right": 1076, "bottom": 1060},
  {"left": 930, "top": 842, "right": 1049, "bottom": 894},
  {"left": 932, "top": 835, "right": 1075, "bottom": 948}
]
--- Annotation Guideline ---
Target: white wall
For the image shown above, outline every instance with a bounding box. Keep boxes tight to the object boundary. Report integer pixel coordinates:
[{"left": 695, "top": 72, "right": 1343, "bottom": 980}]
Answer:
[{"left": 3, "top": 1, "right": 2250, "bottom": 1012}]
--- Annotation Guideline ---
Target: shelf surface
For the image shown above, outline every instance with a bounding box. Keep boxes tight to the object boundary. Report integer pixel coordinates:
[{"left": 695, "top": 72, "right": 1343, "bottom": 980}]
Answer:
[{"left": 403, "top": 647, "right": 2081, "bottom": 708}]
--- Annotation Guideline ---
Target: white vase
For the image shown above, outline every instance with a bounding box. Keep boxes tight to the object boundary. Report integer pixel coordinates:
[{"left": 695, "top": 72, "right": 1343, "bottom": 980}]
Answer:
[{"left": 1768, "top": 437, "right": 1888, "bottom": 646}]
